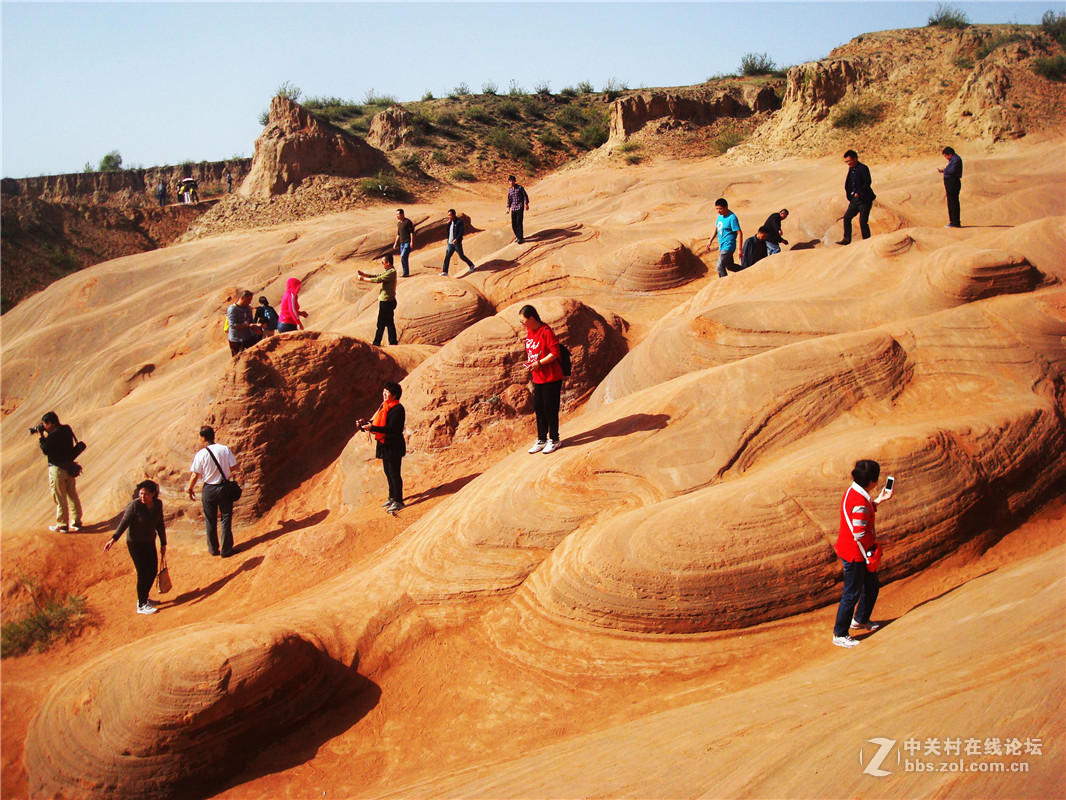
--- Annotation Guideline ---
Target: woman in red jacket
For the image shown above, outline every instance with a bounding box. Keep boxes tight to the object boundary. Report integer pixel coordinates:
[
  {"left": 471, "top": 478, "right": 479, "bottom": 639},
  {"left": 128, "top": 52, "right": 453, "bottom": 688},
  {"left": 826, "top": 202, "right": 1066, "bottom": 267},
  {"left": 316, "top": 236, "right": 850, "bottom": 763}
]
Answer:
[
  {"left": 277, "top": 277, "right": 308, "bottom": 333},
  {"left": 520, "top": 304, "right": 564, "bottom": 454},
  {"left": 833, "top": 459, "right": 893, "bottom": 648}
]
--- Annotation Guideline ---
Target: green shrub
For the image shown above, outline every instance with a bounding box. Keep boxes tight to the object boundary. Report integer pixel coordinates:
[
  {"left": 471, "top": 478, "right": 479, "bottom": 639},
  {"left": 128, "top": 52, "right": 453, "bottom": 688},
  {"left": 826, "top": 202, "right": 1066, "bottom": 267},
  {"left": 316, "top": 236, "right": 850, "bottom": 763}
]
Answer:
[
  {"left": 556, "top": 105, "right": 586, "bottom": 130},
  {"left": 537, "top": 129, "right": 564, "bottom": 148},
  {"left": 508, "top": 79, "right": 525, "bottom": 97},
  {"left": 831, "top": 100, "right": 884, "bottom": 129},
  {"left": 431, "top": 150, "right": 449, "bottom": 164},
  {"left": 534, "top": 80, "right": 552, "bottom": 95},
  {"left": 45, "top": 245, "right": 78, "bottom": 271},
  {"left": 363, "top": 89, "right": 396, "bottom": 106},
  {"left": 576, "top": 122, "right": 609, "bottom": 149},
  {"left": 928, "top": 3, "right": 969, "bottom": 29},
  {"left": 739, "top": 52, "right": 776, "bottom": 75},
  {"left": 953, "top": 55, "right": 974, "bottom": 70},
  {"left": 710, "top": 129, "right": 745, "bottom": 155},
  {"left": 466, "top": 105, "right": 492, "bottom": 124},
  {"left": 1041, "top": 10, "right": 1066, "bottom": 47},
  {"left": 498, "top": 100, "right": 522, "bottom": 120},
  {"left": 486, "top": 127, "right": 532, "bottom": 159},
  {"left": 1033, "top": 53, "right": 1066, "bottom": 80},
  {"left": 576, "top": 80, "right": 595, "bottom": 94},
  {"left": 482, "top": 80, "right": 498, "bottom": 95},
  {"left": 98, "top": 150, "right": 123, "bottom": 171},
  {"left": 976, "top": 31, "right": 1027, "bottom": 59},
  {"left": 258, "top": 110, "right": 270, "bottom": 126},
  {"left": 400, "top": 152, "right": 421, "bottom": 170},
  {"left": 602, "top": 77, "right": 628, "bottom": 100},
  {"left": 560, "top": 85, "right": 578, "bottom": 97},
  {"left": 422, "top": 91, "right": 435, "bottom": 101},
  {"left": 625, "top": 154, "right": 643, "bottom": 165},
  {"left": 450, "top": 169, "right": 477, "bottom": 182},
  {"left": 359, "top": 172, "right": 409, "bottom": 200},
  {"left": 435, "top": 111, "right": 459, "bottom": 127},
  {"left": 1, "top": 574, "right": 88, "bottom": 658},
  {"left": 275, "top": 81, "right": 302, "bottom": 102},
  {"left": 521, "top": 97, "right": 547, "bottom": 119},
  {"left": 615, "top": 141, "right": 640, "bottom": 153},
  {"left": 449, "top": 82, "right": 471, "bottom": 98}
]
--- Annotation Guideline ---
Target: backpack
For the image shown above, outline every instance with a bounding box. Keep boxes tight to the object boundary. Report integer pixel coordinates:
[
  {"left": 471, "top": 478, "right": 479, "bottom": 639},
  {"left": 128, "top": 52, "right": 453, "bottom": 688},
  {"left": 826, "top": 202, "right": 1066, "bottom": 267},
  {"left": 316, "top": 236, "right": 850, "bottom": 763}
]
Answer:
[{"left": 558, "top": 343, "right": 572, "bottom": 377}]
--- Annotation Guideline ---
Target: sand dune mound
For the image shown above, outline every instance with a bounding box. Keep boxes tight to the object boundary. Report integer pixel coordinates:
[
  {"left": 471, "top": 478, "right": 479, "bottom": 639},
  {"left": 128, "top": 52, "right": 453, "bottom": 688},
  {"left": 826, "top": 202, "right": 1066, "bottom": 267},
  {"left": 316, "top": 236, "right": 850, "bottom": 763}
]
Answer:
[{"left": 400, "top": 297, "right": 627, "bottom": 450}]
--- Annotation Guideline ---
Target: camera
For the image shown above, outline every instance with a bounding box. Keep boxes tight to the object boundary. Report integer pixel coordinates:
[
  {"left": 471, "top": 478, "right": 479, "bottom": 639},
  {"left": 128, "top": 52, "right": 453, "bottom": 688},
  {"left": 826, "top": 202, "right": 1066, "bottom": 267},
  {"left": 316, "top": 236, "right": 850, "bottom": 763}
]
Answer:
[{"left": 29, "top": 424, "right": 45, "bottom": 435}]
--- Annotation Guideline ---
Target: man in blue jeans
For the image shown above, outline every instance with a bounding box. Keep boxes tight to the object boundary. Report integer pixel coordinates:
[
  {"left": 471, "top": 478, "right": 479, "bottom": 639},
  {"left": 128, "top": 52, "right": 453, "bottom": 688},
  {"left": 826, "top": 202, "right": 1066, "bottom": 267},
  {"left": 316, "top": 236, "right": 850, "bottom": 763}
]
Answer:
[
  {"left": 440, "top": 209, "right": 475, "bottom": 275},
  {"left": 712, "top": 198, "right": 743, "bottom": 278},
  {"left": 393, "top": 208, "right": 416, "bottom": 277}
]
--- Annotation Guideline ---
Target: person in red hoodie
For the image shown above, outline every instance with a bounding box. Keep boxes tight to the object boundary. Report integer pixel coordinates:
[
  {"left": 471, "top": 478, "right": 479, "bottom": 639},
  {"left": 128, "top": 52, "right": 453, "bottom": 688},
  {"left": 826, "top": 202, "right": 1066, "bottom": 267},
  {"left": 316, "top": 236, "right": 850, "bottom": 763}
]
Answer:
[
  {"left": 833, "top": 459, "right": 893, "bottom": 648},
  {"left": 520, "top": 304, "right": 565, "bottom": 454},
  {"left": 277, "top": 277, "right": 308, "bottom": 333}
]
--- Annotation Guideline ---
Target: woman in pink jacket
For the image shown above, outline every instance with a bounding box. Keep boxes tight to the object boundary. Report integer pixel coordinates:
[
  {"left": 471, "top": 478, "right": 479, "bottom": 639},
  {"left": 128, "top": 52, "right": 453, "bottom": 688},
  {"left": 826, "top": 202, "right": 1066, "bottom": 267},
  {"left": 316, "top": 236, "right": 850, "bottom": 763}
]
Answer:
[{"left": 278, "top": 277, "right": 308, "bottom": 332}]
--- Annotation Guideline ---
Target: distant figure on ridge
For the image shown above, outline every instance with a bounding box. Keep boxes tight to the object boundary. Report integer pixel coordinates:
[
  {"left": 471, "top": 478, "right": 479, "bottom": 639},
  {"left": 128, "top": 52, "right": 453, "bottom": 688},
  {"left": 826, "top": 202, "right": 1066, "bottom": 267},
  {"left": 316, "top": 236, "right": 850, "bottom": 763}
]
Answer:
[
  {"left": 441, "top": 209, "right": 476, "bottom": 276},
  {"left": 253, "top": 295, "right": 279, "bottom": 335},
  {"left": 832, "top": 459, "right": 894, "bottom": 648},
  {"left": 712, "top": 197, "right": 743, "bottom": 278},
  {"left": 938, "top": 146, "right": 963, "bottom": 228},
  {"left": 740, "top": 226, "right": 770, "bottom": 271},
  {"left": 357, "top": 382, "right": 407, "bottom": 513},
  {"left": 104, "top": 480, "right": 166, "bottom": 615},
  {"left": 277, "top": 278, "right": 308, "bottom": 333},
  {"left": 763, "top": 208, "right": 789, "bottom": 255},
  {"left": 226, "top": 290, "right": 264, "bottom": 355},
  {"left": 521, "top": 304, "right": 565, "bottom": 455},
  {"left": 186, "top": 425, "right": 240, "bottom": 558},
  {"left": 156, "top": 181, "right": 167, "bottom": 208},
  {"left": 837, "top": 149, "right": 876, "bottom": 245},
  {"left": 357, "top": 254, "right": 399, "bottom": 346},
  {"left": 393, "top": 208, "right": 416, "bottom": 278},
  {"left": 506, "top": 174, "right": 530, "bottom": 244},
  {"left": 224, "top": 169, "right": 233, "bottom": 193}
]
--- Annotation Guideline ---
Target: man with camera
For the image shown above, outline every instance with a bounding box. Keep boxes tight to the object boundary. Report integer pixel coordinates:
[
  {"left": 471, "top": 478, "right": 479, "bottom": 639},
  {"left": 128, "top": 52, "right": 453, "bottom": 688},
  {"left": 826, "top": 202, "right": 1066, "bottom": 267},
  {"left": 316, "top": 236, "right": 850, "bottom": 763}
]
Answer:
[{"left": 35, "top": 411, "right": 84, "bottom": 533}]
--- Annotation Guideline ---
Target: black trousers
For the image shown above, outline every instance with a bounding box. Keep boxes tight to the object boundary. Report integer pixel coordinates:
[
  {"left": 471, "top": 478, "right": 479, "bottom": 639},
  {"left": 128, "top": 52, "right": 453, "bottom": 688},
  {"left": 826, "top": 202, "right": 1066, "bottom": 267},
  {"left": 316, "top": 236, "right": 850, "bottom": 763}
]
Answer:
[
  {"left": 944, "top": 177, "right": 961, "bottom": 226},
  {"left": 533, "top": 380, "right": 562, "bottom": 442},
  {"left": 842, "top": 199, "right": 872, "bottom": 241},
  {"left": 127, "top": 540, "right": 158, "bottom": 606},
  {"left": 382, "top": 454, "right": 404, "bottom": 503},
  {"left": 202, "top": 483, "right": 234, "bottom": 556},
  {"left": 511, "top": 209, "right": 525, "bottom": 242},
  {"left": 374, "top": 299, "right": 398, "bottom": 346}
]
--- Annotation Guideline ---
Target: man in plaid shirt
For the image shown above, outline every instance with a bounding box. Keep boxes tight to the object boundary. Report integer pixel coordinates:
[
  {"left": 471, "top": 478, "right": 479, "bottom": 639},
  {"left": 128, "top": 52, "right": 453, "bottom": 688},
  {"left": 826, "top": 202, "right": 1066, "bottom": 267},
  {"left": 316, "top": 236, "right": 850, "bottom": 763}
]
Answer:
[{"left": 506, "top": 175, "right": 530, "bottom": 244}]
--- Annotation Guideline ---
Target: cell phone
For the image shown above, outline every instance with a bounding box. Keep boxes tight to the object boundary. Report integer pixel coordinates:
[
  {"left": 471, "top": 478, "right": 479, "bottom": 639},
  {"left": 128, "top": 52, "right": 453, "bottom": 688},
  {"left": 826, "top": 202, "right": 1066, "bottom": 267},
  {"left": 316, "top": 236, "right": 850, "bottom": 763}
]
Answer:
[{"left": 885, "top": 476, "right": 895, "bottom": 491}]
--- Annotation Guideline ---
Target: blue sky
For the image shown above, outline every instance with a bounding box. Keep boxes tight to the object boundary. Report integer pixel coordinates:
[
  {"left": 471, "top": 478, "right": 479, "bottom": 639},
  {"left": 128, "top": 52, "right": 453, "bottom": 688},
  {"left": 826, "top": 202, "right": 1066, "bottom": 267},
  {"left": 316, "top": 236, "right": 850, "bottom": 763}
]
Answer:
[{"left": 1, "top": 1, "right": 1059, "bottom": 178}]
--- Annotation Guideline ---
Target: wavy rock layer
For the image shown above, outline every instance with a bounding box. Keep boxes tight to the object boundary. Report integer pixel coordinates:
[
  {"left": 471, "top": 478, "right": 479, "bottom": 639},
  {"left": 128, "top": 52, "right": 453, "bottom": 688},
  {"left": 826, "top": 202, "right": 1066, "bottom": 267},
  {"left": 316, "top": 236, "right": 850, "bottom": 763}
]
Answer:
[{"left": 352, "top": 275, "right": 494, "bottom": 347}]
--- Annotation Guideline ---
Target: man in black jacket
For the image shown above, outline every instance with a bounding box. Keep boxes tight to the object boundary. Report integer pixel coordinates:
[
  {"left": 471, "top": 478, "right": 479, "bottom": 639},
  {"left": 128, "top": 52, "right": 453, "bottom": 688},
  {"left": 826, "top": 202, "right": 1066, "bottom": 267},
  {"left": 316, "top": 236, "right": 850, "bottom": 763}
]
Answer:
[
  {"left": 38, "top": 411, "right": 83, "bottom": 532},
  {"left": 838, "top": 150, "right": 876, "bottom": 244},
  {"left": 938, "top": 146, "right": 963, "bottom": 228},
  {"left": 763, "top": 209, "right": 789, "bottom": 255}
]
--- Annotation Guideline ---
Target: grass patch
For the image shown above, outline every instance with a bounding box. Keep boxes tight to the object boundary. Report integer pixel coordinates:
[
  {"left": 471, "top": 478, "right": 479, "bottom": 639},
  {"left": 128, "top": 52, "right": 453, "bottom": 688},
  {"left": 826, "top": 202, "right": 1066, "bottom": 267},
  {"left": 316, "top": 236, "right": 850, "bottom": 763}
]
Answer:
[
  {"left": 831, "top": 99, "right": 884, "bottom": 129},
  {"left": 431, "top": 150, "right": 449, "bottom": 164},
  {"left": 434, "top": 111, "right": 459, "bottom": 128},
  {"left": 576, "top": 122, "right": 609, "bottom": 149},
  {"left": 486, "top": 127, "right": 532, "bottom": 159},
  {"left": 481, "top": 80, "right": 498, "bottom": 95},
  {"left": 449, "top": 82, "right": 471, "bottom": 99},
  {"left": 537, "top": 129, "right": 564, "bottom": 148},
  {"left": 450, "top": 169, "right": 477, "bottom": 182},
  {"left": 1042, "top": 10, "right": 1066, "bottom": 47},
  {"left": 615, "top": 141, "right": 641, "bottom": 153},
  {"left": 466, "top": 105, "right": 492, "bottom": 124},
  {"left": 975, "top": 31, "right": 1027, "bottom": 59},
  {"left": 556, "top": 105, "right": 587, "bottom": 130},
  {"left": 710, "top": 128, "right": 746, "bottom": 155},
  {"left": 1033, "top": 53, "right": 1066, "bottom": 80},
  {"left": 953, "top": 55, "right": 974, "bottom": 70},
  {"left": 498, "top": 100, "right": 522, "bottom": 120},
  {"left": 625, "top": 154, "right": 643, "bottom": 165},
  {"left": 928, "top": 3, "right": 969, "bottom": 29},
  {"left": 359, "top": 172, "right": 410, "bottom": 201},
  {"left": 1, "top": 572, "right": 89, "bottom": 657},
  {"left": 400, "top": 152, "right": 422, "bottom": 170}
]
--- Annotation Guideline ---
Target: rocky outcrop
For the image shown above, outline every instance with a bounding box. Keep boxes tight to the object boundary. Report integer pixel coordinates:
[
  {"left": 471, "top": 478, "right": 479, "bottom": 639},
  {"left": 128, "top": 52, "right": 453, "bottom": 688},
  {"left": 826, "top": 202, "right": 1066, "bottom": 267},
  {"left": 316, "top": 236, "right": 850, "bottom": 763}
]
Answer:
[
  {"left": 598, "top": 239, "right": 705, "bottom": 291},
  {"left": 367, "top": 105, "right": 414, "bottom": 151},
  {"left": 401, "top": 298, "right": 628, "bottom": 450},
  {"left": 142, "top": 331, "right": 405, "bottom": 519},
  {"left": 0, "top": 159, "right": 249, "bottom": 205},
  {"left": 609, "top": 86, "right": 780, "bottom": 141},
  {"left": 240, "top": 96, "right": 389, "bottom": 198}
]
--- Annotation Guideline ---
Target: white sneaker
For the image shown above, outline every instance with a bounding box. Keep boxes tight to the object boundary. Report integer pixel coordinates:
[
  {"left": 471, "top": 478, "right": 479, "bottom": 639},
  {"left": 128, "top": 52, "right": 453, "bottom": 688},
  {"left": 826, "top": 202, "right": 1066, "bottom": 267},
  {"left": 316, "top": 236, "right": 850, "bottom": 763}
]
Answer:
[
  {"left": 832, "top": 635, "right": 860, "bottom": 648},
  {"left": 541, "top": 439, "right": 560, "bottom": 454},
  {"left": 851, "top": 619, "right": 881, "bottom": 631},
  {"left": 527, "top": 440, "right": 547, "bottom": 454},
  {"left": 137, "top": 603, "right": 158, "bottom": 615}
]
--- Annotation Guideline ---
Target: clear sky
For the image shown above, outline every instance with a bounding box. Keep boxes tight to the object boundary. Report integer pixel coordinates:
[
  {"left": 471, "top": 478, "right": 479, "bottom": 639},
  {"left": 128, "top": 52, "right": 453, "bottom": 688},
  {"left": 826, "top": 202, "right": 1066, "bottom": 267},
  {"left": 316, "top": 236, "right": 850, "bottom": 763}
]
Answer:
[{"left": 1, "top": 1, "right": 1059, "bottom": 178}]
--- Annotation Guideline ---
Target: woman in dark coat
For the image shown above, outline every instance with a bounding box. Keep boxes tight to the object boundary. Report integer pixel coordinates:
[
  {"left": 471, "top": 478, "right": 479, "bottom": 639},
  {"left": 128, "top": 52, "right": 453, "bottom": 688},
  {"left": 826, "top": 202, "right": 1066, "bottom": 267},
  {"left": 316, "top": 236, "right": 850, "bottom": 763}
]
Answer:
[
  {"left": 104, "top": 479, "right": 166, "bottom": 615},
  {"left": 359, "top": 382, "right": 407, "bottom": 513}
]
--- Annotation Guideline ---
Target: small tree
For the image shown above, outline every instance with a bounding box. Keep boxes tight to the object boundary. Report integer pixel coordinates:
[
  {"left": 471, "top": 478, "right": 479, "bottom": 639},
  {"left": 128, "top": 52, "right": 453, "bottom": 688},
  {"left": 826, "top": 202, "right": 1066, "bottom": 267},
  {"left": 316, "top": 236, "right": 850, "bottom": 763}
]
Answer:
[
  {"left": 98, "top": 150, "right": 123, "bottom": 171},
  {"left": 275, "top": 81, "right": 302, "bottom": 102},
  {"left": 740, "top": 52, "right": 776, "bottom": 75},
  {"left": 928, "top": 4, "right": 969, "bottom": 29}
]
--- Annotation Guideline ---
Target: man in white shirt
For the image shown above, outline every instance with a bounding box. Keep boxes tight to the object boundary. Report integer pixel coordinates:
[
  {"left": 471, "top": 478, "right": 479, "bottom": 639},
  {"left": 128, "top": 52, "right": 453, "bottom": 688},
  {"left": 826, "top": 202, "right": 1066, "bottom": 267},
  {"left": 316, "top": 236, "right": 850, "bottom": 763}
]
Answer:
[{"left": 186, "top": 425, "right": 239, "bottom": 557}]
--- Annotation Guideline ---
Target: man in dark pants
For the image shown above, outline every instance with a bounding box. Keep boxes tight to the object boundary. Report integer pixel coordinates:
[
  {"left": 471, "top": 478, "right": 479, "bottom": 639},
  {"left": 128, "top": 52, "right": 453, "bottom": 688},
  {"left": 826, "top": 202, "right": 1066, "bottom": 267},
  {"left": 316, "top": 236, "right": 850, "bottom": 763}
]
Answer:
[
  {"left": 838, "top": 149, "right": 876, "bottom": 244},
  {"left": 938, "top": 146, "right": 963, "bottom": 228},
  {"left": 357, "top": 254, "right": 399, "bottom": 346},
  {"left": 440, "top": 209, "right": 475, "bottom": 275},
  {"left": 506, "top": 175, "right": 530, "bottom": 244},
  {"left": 186, "top": 426, "right": 239, "bottom": 557},
  {"left": 740, "top": 226, "right": 770, "bottom": 271}
]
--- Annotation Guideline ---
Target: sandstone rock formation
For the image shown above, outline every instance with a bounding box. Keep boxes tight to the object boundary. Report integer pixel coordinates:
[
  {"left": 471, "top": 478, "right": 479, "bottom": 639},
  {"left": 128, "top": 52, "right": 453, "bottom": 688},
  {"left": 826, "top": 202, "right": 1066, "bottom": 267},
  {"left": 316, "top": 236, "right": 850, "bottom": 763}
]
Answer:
[
  {"left": 609, "top": 86, "right": 780, "bottom": 141},
  {"left": 597, "top": 239, "right": 704, "bottom": 291},
  {"left": 352, "top": 274, "right": 493, "bottom": 347},
  {"left": 143, "top": 332, "right": 405, "bottom": 519},
  {"left": 367, "top": 105, "right": 415, "bottom": 151},
  {"left": 400, "top": 297, "right": 628, "bottom": 450},
  {"left": 240, "top": 96, "right": 389, "bottom": 198}
]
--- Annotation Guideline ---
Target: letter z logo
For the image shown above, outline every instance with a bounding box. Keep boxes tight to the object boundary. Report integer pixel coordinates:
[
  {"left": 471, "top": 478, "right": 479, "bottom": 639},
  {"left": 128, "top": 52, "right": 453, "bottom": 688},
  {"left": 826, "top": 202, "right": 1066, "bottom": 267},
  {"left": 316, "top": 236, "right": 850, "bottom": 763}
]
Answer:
[{"left": 861, "top": 737, "right": 898, "bottom": 777}]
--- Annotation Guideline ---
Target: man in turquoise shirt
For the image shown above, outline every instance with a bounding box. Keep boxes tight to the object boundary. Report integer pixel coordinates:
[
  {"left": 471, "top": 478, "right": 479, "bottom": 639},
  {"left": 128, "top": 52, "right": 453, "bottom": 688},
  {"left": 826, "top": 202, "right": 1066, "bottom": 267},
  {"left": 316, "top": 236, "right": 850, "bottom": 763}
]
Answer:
[{"left": 712, "top": 197, "right": 743, "bottom": 278}]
